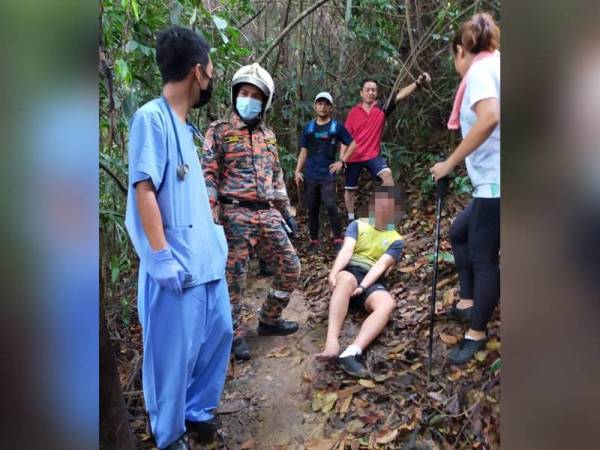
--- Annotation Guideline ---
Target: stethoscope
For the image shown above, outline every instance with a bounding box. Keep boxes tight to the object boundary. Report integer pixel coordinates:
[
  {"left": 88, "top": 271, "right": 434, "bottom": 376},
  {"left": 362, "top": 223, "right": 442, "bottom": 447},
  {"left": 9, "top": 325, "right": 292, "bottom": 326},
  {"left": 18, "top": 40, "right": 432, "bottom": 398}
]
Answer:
[{"left": 162, "top": 96, "right": 209, "bottom": 181}]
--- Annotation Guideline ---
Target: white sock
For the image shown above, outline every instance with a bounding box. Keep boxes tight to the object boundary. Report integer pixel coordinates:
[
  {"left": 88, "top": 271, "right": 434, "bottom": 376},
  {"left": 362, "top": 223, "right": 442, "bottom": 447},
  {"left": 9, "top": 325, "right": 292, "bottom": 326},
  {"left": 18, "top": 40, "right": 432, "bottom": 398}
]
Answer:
[
  {"left": 339, "top": 344, "right": 362, "bottom": 358},
  {"left": 464, "top": 333, "right": 485, "bottom": 341},
  {"left": 348, "top": 213, "right": 355, "bottom": 220}
]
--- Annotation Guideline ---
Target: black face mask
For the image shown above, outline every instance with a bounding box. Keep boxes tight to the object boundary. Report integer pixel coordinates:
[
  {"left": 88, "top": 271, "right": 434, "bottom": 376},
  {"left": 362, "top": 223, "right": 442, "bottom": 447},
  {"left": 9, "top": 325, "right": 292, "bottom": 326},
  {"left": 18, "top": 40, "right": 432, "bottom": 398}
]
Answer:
[{"left": 193, "top": 77, "right": 213, "bottom": 109}]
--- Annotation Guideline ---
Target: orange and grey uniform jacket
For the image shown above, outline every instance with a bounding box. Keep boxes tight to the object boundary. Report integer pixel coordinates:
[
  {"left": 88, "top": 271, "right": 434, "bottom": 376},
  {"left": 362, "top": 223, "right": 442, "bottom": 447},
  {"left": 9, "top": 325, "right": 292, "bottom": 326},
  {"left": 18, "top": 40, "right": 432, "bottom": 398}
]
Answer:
[{"left": 201, "top": 113, "right": 291, "bottom": 217}]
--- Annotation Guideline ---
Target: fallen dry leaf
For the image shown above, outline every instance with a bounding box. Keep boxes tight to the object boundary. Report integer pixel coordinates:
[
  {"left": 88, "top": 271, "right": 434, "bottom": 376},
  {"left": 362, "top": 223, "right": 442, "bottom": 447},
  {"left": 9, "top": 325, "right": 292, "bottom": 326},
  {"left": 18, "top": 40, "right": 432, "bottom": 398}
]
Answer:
[
  {"left": 388, "top": 342, "right": 409, "bottom": 355},
  {"left": 474, "top": 350, "right": 488, "bottom": 362},
  {"left": 375, "top": 428, "right": 399, "bottom": 444},
  {"left": 302, "top": 369, "right": 314, "bottom": 383},
  {"left": 428, "top": 391, "right": 445, "bottom": 403},
  {"left": 486, "top": 394, "right": 499, "bottom": 404},
  {"left": 448, "top": 369, "right": 463, "bottom": 381},
  {"left": 410, "top": 362, "right": 423, "bottom": 371},
  {"left": 312, "top": 392, "right": 323, "bottom": 412},
  {"left": 337, "top": 384, "right": 365, "bottom": 400},
  {"left": 373, "top": 373, "right": 388, "bottom": 382},
  {"left": 321, "top": 392, "right": 338, "bottom": 413},
  {"left": 339, "top": 394, "right": 353, "bottom": 416},
  {"left": 354, "top": 398, "right": 369, "bottom": 408},
  {"left": 439, "top": 332, "right": 459, "bottom": 345},
  {"left": 360, "top": 411, "right": 384, "bottom": 425},
  {"left": 413, "top": 407, "right": 423, "bottom": 420},
  {"left": 415, "top": 256, "right": 429, "bottom": 266},
  {"left": 398, "top": 423, "right": 415, "bottom": 433},
  {"left": 486, "top": 338, "right": 501, "bottom": 351},
  {"left": 346, "top": 418, "right": 365, "bottom": 434},
  {"left": 358, "top": 379, "right": 376, "bottom": 388},
  {"left": 442, "top": 287, "right": 457, "bottom": 306},
  {"left": 446, "top": 395, "right": 460, "bottom": 415}
]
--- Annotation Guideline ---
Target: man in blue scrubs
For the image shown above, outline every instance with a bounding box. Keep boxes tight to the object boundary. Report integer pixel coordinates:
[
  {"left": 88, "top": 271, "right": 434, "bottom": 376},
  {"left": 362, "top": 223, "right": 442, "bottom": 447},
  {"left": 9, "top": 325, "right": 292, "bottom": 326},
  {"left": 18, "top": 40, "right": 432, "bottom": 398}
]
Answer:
[{"left": 125, "top": 26, "right": 233, "bottom": 450}]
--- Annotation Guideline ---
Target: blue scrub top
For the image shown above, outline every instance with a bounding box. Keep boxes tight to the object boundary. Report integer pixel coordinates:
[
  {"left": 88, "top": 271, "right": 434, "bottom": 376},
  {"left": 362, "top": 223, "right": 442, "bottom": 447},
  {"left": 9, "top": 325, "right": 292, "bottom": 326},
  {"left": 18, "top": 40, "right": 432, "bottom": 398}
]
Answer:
[{"left": 125, "top": 98, "right": 228, "bottom": 286}]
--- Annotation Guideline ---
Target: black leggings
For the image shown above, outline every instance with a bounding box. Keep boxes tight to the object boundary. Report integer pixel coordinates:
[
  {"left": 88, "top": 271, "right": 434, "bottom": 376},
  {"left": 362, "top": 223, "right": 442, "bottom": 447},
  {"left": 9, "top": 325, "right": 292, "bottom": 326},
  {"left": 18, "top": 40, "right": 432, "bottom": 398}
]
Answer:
[
  {"left": 449, "top": 198, "right": 500, "bottom": 331},
  {"left": 304, "top": 179, "right": 342, "bottom": 240}
]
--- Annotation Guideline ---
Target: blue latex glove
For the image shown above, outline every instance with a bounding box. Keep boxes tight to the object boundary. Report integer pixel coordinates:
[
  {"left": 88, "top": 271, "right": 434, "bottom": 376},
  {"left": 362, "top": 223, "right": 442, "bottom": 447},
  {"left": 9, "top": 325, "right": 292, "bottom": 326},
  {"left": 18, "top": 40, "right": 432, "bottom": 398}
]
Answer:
[{"left": 148, "top": 247, "right": 186, "bottom": 295}]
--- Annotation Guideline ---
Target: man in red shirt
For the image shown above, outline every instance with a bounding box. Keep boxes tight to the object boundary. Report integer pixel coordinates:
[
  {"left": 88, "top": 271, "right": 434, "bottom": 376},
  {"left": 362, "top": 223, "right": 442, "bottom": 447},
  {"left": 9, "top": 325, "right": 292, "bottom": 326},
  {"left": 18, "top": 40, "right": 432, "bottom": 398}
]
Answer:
[{"left": 342, "top": 74, "right": 430, "bottom": 219}]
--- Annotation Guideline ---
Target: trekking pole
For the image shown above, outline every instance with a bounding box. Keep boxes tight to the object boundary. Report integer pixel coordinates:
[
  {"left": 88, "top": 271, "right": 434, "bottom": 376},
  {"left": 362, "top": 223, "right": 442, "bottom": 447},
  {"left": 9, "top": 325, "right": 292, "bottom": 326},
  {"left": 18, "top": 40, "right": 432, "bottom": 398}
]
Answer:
[
  {"left": 296, "top": 178, "right": 303, "bottom": 215},
  {"left": 427, "top": 175, "right": 448, "bottom": 383}
]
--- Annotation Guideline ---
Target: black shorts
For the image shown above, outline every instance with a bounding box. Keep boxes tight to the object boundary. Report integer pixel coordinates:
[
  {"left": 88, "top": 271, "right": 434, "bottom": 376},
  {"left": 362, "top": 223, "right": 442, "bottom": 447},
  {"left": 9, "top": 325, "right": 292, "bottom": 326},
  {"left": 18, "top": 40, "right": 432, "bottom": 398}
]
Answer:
[
  {"left": 342, "top": 264, "right": 388, "bottom": 312},
  {"left": 344, "top": 156, "right": 390, "bottom": 189}
]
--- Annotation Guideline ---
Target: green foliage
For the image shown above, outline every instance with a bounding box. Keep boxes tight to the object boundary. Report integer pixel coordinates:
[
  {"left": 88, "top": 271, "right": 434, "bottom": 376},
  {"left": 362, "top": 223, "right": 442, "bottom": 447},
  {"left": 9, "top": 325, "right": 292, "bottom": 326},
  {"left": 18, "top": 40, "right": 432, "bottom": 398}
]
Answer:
[
  {"left": 426, "top": 251, "right": 455, "bottom": 264},
  {"left": 120, "top": 297, "right": 132, "bottom": 327},
  {"left": 489, "top": 357, "right": 501, "bottom": 374},
  {"left": 452, "top": 174, "right": 473, "bottom": 195}
]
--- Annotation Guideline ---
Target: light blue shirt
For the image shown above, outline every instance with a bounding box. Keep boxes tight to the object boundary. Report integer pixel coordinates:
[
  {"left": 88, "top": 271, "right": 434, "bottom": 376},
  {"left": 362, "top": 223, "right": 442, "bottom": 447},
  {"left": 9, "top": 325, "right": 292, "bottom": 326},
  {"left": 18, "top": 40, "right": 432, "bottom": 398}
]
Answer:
[{"left": 125, "top": 98, "right": 228, "bottom": 286}]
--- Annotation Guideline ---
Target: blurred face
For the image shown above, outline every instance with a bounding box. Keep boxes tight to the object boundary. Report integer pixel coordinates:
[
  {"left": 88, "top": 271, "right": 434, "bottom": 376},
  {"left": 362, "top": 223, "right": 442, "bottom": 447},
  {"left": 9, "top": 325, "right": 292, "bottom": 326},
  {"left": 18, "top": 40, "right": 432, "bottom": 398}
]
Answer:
[
  {"left": 237, "top": 83, "right": 265, "bottom": 102},
  {"left": 314, "top": 99, "right": 332, "bottom": 118},
  {"left": 361, "top": 81, "right": 378, "bottom": 104},
  {"left": 367, "top": 193, "right": 401, "bottom": 230},
  {"left": 374, "top": 194, "right": 395, "bottom": 224}
]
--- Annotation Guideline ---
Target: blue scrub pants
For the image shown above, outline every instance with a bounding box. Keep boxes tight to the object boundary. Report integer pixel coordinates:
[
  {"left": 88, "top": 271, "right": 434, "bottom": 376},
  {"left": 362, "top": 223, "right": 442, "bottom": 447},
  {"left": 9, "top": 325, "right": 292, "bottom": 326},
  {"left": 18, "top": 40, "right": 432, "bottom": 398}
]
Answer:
[{"left": 137, "top": 275, "right": 233, "bottom": 449}]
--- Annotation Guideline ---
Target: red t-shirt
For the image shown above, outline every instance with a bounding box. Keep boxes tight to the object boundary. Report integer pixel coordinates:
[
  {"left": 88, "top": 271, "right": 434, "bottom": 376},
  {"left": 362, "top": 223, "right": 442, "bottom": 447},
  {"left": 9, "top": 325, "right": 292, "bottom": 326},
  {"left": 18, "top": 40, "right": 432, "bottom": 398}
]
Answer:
[{"left": 344, "top": 102, "right": 387, "bottom": 163}]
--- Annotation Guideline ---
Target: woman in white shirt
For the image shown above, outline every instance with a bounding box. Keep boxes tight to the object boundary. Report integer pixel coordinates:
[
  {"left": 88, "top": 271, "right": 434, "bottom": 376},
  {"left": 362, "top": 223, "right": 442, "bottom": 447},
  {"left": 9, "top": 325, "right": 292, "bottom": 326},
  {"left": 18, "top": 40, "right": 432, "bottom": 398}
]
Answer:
[{"left": 430, "top": 12, "right": 500, "bottom": 365}]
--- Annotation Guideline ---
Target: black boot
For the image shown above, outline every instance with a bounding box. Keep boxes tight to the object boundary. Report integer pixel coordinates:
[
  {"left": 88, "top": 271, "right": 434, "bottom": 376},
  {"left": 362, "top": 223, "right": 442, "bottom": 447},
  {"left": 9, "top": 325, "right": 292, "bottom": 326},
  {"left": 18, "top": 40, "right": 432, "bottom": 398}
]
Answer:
[
  {"left": 162, "top": 435, "right": 190, "bottom": 450},
  {"left": 186, "top": 416, "right": 218, "bottom": 444},
  {"left": 336, "top": 353, "right": 369, "bottom": 378},
  {"left": 257, "top": 319, "right": 299, "bottom": 336},
  {"left": 232, "top": 336, "right": 251, "bottom": 361},
  {"left": 447, "top": 337, "right": 487, "bottom": 365}
]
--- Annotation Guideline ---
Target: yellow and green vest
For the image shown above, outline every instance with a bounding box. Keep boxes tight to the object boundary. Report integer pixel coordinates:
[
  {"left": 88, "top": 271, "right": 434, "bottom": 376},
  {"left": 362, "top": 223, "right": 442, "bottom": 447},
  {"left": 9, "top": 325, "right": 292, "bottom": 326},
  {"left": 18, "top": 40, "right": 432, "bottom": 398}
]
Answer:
[{"left": 350, "top": 219, "right": 403, "bottom": 270}]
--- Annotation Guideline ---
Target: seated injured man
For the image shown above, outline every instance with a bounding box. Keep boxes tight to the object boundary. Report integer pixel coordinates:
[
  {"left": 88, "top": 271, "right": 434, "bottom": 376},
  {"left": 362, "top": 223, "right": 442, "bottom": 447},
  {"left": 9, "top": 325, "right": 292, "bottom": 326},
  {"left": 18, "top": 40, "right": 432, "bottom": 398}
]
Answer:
[{"left": 316, "top": 185, "right": 404, "bottom": 378}]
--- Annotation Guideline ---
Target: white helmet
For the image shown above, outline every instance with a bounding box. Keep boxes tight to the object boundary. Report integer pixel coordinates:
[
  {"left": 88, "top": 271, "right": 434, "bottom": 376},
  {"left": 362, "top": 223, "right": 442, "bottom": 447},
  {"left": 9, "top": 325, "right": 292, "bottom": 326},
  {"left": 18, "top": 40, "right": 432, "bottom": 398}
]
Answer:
[{"left": 231, "top": 63, "right": 275, "bottom": 111}]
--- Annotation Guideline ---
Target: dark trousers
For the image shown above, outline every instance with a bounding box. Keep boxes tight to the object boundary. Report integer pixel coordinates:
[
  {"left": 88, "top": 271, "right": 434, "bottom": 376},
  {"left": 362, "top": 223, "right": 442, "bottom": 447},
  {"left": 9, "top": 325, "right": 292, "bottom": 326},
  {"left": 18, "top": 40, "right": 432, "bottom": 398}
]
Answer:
[
  {"left": 449, "top": 198, "right": 500, "bottom": 331},
  {"left": 304, "top": 179, "right": 342, "bottom": 241}
]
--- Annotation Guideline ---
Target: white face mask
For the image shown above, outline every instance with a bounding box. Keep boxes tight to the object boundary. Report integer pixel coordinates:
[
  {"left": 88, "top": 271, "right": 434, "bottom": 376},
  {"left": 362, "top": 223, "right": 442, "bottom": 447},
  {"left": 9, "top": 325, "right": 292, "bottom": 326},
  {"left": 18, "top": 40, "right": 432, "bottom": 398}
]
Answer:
[{"left": 236, "top": 96, "right": 263, "bottom": 120}]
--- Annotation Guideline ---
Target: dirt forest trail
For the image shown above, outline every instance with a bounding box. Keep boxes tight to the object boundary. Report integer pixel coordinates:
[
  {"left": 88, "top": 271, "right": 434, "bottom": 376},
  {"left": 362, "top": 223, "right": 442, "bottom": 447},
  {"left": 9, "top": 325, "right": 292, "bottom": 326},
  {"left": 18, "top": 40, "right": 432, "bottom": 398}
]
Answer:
[
  {"left": 215, "top": 273, "right": 330, "bottom": 449},
  {"left": 210, "top": 258, "right": 385, "bottom": 450}
]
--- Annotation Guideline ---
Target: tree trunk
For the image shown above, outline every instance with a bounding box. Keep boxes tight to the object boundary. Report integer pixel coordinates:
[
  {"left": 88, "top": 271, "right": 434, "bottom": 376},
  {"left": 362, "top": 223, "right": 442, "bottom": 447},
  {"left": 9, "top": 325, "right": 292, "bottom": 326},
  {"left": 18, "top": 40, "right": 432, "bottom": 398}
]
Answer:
[
  {"left": 100, "top": 267, "right": 138, "bottom": 450},
  {"left": 336, "top": 0, "right": 353, "bottom": 100},
  {"left": 272, "top": 0, "right": 292, "bottom": 73}
]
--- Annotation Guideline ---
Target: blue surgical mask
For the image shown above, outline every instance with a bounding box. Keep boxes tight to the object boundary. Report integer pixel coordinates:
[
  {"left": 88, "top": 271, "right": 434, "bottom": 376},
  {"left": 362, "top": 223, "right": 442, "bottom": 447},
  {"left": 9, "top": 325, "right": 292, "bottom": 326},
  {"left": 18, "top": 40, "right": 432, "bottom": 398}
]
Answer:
[{"left": 236, "top": 96, "right": 263, "bottom": 120}]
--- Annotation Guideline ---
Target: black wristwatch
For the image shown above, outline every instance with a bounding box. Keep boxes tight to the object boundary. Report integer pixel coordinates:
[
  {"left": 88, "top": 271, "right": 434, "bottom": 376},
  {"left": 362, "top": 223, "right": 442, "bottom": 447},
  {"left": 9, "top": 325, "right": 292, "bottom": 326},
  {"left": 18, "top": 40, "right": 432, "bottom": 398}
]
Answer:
[{"left": 339, "top": 160, "right": 347, "bottom": 169}]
